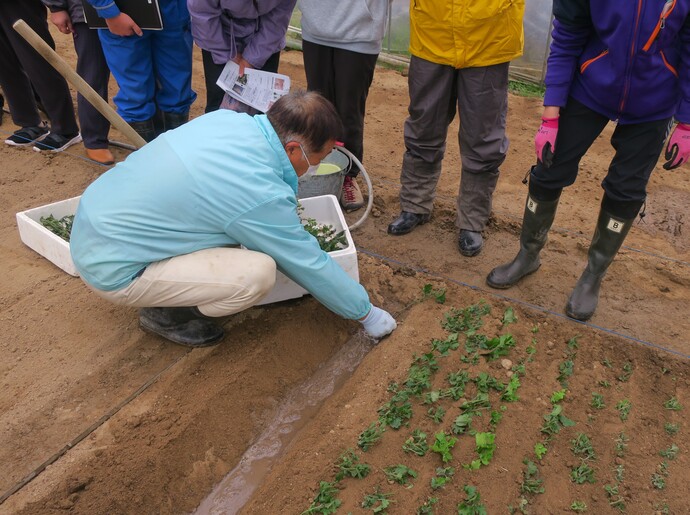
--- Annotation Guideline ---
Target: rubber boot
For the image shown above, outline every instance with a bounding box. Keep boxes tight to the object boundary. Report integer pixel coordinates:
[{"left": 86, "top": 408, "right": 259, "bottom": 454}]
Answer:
[
  {"left": 128, "top": 118, "right": 156, "bottom": 143},
  {"left": 486, "top": 193, "right": 560, "bottom": 289},
  {"left": 565, "top": 208, "right": 634, "bottom": 321},
  {"left": 162, "top": 110, "right": 189, "bottom": 132},
  {"left": 139, "top": 307, "right": 224, "bottom": 347}
]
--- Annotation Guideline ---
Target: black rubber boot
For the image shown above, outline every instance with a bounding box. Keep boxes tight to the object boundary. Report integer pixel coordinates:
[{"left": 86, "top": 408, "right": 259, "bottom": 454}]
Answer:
[
  {"left": 139, "top": 307, "right": 224, "bottom": 347},
  {"left": 129, "top": 118, "right": 156, "bottom": 143},
  {"left": 162, "top": 110, "right": 189, "bottom": 132},
  {"left": 565, "top": 208, "right": 635, "bottom": 321},
  {"left": 486, "top": 193, "right": 560, "bottom": 289}
]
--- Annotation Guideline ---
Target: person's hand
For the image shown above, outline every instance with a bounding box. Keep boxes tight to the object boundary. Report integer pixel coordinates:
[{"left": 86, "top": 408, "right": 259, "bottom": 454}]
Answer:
[
  {"left": 232, "top": 54, "right": 253, "bottom": 76},
  {"left": 535, "top": 116, "right": 559, "bottom": 168},
  {"left": 359, "top": 306, "right": 397, "bottom": 340},
  {"left": 49, "top": 10, "right": 73, "bottom": 34},
  {"left": 663, "top": 123, "right": 690, "bottom": 170},
  {"left": 105, "top": 13, "right": 143, "bottom": 37}
]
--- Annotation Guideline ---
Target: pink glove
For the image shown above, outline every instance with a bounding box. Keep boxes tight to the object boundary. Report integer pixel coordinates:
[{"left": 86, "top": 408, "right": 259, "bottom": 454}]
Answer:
[
  {"left": 535, "top": 117, "right": 559, "bottom": 168},
  {"left": 663, "top": 123, "right": 690, "bottom": 170}
]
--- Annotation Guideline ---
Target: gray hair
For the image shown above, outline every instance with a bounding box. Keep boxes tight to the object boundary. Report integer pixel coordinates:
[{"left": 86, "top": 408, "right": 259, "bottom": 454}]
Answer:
[{"left": 267, "top": 90, "right": 343, "bottom": 154}]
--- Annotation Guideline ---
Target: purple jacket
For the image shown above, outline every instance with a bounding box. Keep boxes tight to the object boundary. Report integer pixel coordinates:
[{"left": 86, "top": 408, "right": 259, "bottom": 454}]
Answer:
[
  {"left": 545, "top": 0, "right": 690, "bottom": 124},
  {"left": 187, "top": 0, "right": 296, "bottom": 68}
]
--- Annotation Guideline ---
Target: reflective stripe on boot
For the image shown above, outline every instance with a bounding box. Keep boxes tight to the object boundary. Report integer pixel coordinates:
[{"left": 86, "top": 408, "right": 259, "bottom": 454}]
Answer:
[
  {"left": 565, "top": 210, "right": 634, "bottom": 321},
  {"left": 486, "top": 194, "right": 560, "bottom": 289}
]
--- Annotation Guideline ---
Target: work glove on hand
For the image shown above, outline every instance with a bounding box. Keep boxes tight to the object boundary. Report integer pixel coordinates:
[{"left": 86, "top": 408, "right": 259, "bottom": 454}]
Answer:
[
  {"left": 535, "top": 117, "right": 559, "bottom": 168},
  {"left": 663, "top": 123, "right": 690, "bottom": 170},
  {"left": 360, "top": 306, "right": 397, "bottom": 340}
]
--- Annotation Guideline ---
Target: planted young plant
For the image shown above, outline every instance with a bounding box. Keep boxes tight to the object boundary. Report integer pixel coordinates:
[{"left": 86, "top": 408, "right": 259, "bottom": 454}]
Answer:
[
  {"left": 615, "top": 433, "right": 629, "bottom": 457},
  {"left": 558, "top": 360, "right": 575, "bottom": 387},
  {"left": 617, "top": 362, "right": 633, "bottom": 382},
  {"left": 541, "top": 404, "right": 575, "bottom": 438},
  {"left": 422, "top": 283, "right": 447, "bottom": 304},
  {"left": 451, "top": 412, "right": 474, "bottom": 436},
  {"left": 502, "top": 375, "right": 521, "bottom": 402},
  {"left": 430, "top": 466, "right": 454, "bottom": 490},
  {"left": 457, "top": 485, "right": 487, "bottom": 515},
  {"left": 466, "top": 432, "right": 496, "bottom": 469},
  {"left": 570, "top": 433, "right": 596, "bottom": 461},
  {"left": 570, "top": 500, "right": 587, "bottom": 512},
  {"left": 571, "top": 462, "right": 596, "bottom": 484},
  {"left": 478, "top": 334, "right": 516, "bottom": 361},
  {"left": 361, "top": 488, "right": 393, "bottom": 513},
  {"left": 384, "top": 464, "right": 417, "bottom": 486},
  {"left": 502, "top": 306, "right": 517, "bottom": 326},
  {"left": 430, "top": 431, "right": 457, "bottom": 463},
  {"left": 604, "top": 484, "right": 625, "bottom": 512},
  {"left": 431, "top": 333, "right": 458, "bottom": 355},
  {"left": 520, "top": 460, "right": 545, "bottom": 494},
  {"left": 534, "top": 442, "right": 548, "bottom": 460},
  {"left": 404, "top": 353, "right": 438, "bottom": 395},
  {"left": 663, "top": 397, "right": 682, "bottom": 411},
  {"left": 616, "top": 399, "right": 632, "bottom": 421},
  {"left": 426, "top": 405, "right": 446, "bottom": 424},
  {"left": 664, "top": 423, "right": 679, "bottom": 435},
  {"left": 590, "top": 393, "right": 605, "bottom": 410},
  {"left": 659, "top": 444, "right": 679, "bottom": 460},
  {"left": 416, "top": 497, "right": 438, "bottom": 515},
  {"left": 442, "top": 303, "right": 490, "bottom": 335},
  {"left": 302, "top": 481, "right": 341, "bottom": 515},
  {"left": 402, "top": 429, "right": 429, "bottom": 456},
  {"left": 378, "top": 399, "right": 413, "bottom": 429},
  {"left": 473, "top": 372, "right": 505, "bottom": 393},
  {"left": 358, "top": 422, "right": 385, "bottom": 451},
  {"left": 335, "top": 449, "right": 370, "bottom": 481}
]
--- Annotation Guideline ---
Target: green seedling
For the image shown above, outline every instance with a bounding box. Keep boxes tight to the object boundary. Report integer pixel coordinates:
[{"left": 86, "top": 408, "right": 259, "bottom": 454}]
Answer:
[
  {"left": 653, "top": 502, "right": 670, "bottom": 514},
  {"left": 474, "top": 372, "right": 505, "bottom": 393},
  {"left": 615, "top": 464, "right": 625, "bottom": 482},
  {"left": 664, "top": 423, "right": 679, "bottom": 435},
  {"left": 430, "top": 466, "right": 454, "bottom": 490},
  {"left": 431, "top": 333, "right": 458, "bottom": 355},
  {"left": 598, "top": 380, "right": 611, "bottom": 388},
  {"left": 558, "top": 360, "right": 574, "bottom": 387},
  {"left": 534, "top": 442, "right": 548, "bottom": 460},
  {"left": 479, "top": 334, "right": 516, "bottom": 361},
  {"left": 301, "top": 216, "right": 348, "bottom": 252},
  {"left": 531, "top": 325, "right": 539, "bottom": 334},
  {"left": 384, "top": 464, "right": 417, "bottom": 486},
  {"left": 451, "top": 412, "right": 474, "bottom": 435},
  {"left": 566, "top": 336, "right": 579, "bottom": 351},
  {"left": 446, "top": 371, "right": 470, "bottom": 399},
  {"left": 570, "top": 433, "right": 596, "bottom": 460},
  {"left": 404, "top": 354, "right": 438, "bottom": 395},
  {"left": 335, "top": 449, "right": 370, "bottom": 481},
  {"left": 616, "top": 399, "right": 632, "bottom": 421},
  {"left": 490, "top": 409, "right": 503, "bottom": 428},
  {"left": 460, "top": 352, "right": 480, "bottom": 365},
  {"left": 664, "top": 397, "right": 682, "bottom": 411},
  {"left": 550, "top": 389, "right": 566, "bottom": 404},
  {"left": 442, "top": 303, "right": 490, "bottom": 335},
  {"left": 40, "top": 214, "right": 74, "bottom": 242},
  {"left": 422, "top": 284, "right": 447, "bottom": 304},
  {"left": 571, "top": 462, "right": 596, "bottom": 484},
  {"left": 457, "top": 485, "right": 487, "bottom": 515},
  {"left": 416, "top": 497, "right": 438, "bottom": 515},
  {"left": 570, "top": 500, "right": 587, "bottom": 512},
  {"left": 601, "top": 358, "right": 613, "bottom": 368},
  {"left": 541, "top": 404, "right": 575, "bottom": 437},
  {"left": 302, "top": 481, "right": 341, "bottom": 515},
  {"left": 358, "top": 422, "right": 385, "bottom": 451},
  {"left": 651, "top": 472, "right": 666, "bottom": 490},
  {"left": 466, "top": 432, "right": 496, "bottom": 469},
  {"left": 427, "top": 406, "right": 446, "bottom": 424},
  {"left": 520, "top": 460, "right": 545, "bottom": 494},
  {"left": 590, "top": 393, "right": 605, "bottom": 410},
  {"left": 617, "top": 362, "right": 633, "bottom": 382},
  {"left": 659, "top": 444, "right": 679, "bottom": 460},
  {"left": 502, "top": 375, "right": 521, "bottom": 402},
  {"left": 461, "top": 392, "right": 491, "bottom": 414},
  {"left": 403, "top": 429, "right": 429, "bottom": 456},
  {"left": 378, "top": 399, "right": 413, "bottom": 429},
  {"left": 502, "top": 307, "right": 517, "bottom": 326},
  {"left": 615, "top": 433, "right": 628, "bottom": 457},
  {"left": 362, "top": 488, "right": 393, "bottom": 513},
  {"left": 604, "top": 484, "right": 625, "bottom": 512},
  {"left": 431, "top": 431, "right": 457, "bottom": 463}
]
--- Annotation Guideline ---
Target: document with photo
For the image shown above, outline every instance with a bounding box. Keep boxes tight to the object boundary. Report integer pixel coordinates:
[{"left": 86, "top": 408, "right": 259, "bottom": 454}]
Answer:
[{"left": 216, "top": 61, "right": 291, "bottom": 113}]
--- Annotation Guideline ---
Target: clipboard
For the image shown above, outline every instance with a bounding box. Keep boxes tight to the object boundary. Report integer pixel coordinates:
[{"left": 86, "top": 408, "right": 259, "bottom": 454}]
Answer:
[{"left": 83, "top": 0, "right": 163, "bottom": 30}]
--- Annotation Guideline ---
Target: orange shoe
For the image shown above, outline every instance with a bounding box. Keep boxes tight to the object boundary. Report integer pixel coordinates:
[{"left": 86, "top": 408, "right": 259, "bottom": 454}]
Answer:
[{"left": 85, "top": 147, "right": 115, "bottom": 165}]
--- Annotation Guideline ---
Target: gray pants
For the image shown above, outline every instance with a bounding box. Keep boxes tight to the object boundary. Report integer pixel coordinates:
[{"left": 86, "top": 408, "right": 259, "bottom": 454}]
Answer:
[{"left": 400, "top": 56, "right": 509, "bottom": 232}]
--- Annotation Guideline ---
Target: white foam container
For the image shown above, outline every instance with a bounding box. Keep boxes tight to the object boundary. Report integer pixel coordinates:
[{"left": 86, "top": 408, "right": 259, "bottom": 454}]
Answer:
[
  {"left": 15, "top": 194, "right": 359, "bottom": 304},
  {"left": 16, "top": 196, "right": 81, "bottom": 277},
  {"left": 257, "top": 194, "right": 359, "bottom": 305}
]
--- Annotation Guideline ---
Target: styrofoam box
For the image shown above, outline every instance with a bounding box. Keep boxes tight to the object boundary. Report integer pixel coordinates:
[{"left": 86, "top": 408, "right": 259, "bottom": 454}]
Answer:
[
  {"left": 15, "top": 194, "right": 359, "bottom": 304},
  {"left": 16, "top": 196, "right": 81, "bottom": 277},
  {"left": 256, "top": 194, "right": 359, "bottom": 305}
]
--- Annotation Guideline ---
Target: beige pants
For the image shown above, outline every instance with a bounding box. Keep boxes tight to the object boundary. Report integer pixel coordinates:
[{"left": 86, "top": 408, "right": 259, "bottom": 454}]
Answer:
[{"left": 91, "top": 247, "right": 277, "bottom": 317}]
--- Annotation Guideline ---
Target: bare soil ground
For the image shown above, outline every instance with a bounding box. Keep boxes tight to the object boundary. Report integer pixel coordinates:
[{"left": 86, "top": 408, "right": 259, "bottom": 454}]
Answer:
[{"left": 1, "top": 34, "right": 689, "bottom": 515}]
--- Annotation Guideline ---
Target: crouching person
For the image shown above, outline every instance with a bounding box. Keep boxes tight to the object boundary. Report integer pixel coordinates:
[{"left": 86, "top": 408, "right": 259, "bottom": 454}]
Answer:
[{"left": 70, "top": 91, "right": 396, "bottom": 347}]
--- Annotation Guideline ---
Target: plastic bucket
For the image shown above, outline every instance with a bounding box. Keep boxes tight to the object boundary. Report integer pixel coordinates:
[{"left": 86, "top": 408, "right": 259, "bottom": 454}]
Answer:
[{"left": 297, "top": 148, "right": 350, "bottom": 199}]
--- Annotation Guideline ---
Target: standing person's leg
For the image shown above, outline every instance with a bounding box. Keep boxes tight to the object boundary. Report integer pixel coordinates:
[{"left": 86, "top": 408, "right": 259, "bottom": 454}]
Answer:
[
  {"left": 566, "top": 116, "right": 671, "bottom": 321},
  {"left": 100, "top": 29, "right": 157, "bottom": 141},
  {"left": 72, "top": 22, "right": 113, "bottom": 163},
  {"left": 202, "top": 50, "right": 226, "bottom": 114},
  {"left": 454, "top": 63, "right": 509, "bottom": 256},
  {"left": 152, "top": 25, "right": 196, "bottom": 132},
  {"left": 487, "top": 97, "right": 610, "bottom": 288},
  {"left": 0, "top": 13, "right": 48, "bottom": 145},
  {"left": 388, "top": 55, "right": 457, "bottom": 235},
  {"left": 332, "top": 47, "right": 378, "bottom": 211},
  {"left": 91, "top": 248, "right": 277, "bottom": 347},
  {"left": 303, "top": 40, "right": 336, "bottom": 104},
  {"left": 0, "top": 0, "right": 78, "bottom": 148}
]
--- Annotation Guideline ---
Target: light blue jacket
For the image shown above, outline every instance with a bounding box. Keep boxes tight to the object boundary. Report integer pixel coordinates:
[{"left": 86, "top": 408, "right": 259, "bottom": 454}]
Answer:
[{"left": 70, "top": 111, "right": 371, "bottom": 320}]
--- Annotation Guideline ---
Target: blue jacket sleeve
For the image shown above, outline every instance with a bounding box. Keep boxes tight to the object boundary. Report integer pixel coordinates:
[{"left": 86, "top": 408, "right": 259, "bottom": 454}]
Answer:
[
  {"left": 676, "top": 14, "right": 690, "bottom": 123},
  {"left": 86, "top": 0, "right": 120, "bottom": 19},
  {"left": 242, "top": 0, "right": 297, "bottom": 69},
  {"left": 226, "top": 195, "right": 371, "bottom": 320},
  {"left": 543, "top": 1, "right": 593, "bottom": 108}
]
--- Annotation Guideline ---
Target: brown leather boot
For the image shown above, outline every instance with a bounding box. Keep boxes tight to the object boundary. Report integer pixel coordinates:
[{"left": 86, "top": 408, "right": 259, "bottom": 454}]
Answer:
[{"left": 85, "top": 147, "right": 115, "bottom": 165}]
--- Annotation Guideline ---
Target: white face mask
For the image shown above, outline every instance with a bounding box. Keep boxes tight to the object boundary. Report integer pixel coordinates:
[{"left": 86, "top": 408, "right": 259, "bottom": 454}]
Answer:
[{"left": 299, "top": 145, "right": 319, "bottom": 177}]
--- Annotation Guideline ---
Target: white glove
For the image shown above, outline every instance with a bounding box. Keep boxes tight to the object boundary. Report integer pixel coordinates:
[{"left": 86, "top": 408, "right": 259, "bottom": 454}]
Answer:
[{"left": 360, "top": 306, "right": 397, "bottom": 340}]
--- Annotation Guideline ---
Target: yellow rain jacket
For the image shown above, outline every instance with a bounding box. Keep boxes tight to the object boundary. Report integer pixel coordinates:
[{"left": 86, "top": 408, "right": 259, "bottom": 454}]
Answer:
[{"left": 409, "top": 0, "right": 525, "bottom": 69}]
